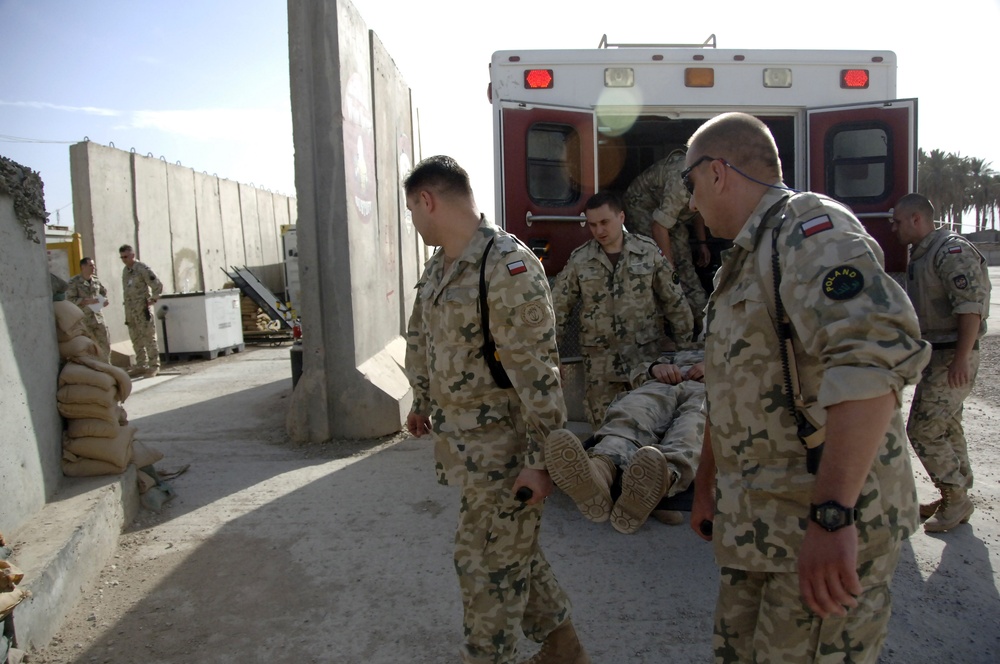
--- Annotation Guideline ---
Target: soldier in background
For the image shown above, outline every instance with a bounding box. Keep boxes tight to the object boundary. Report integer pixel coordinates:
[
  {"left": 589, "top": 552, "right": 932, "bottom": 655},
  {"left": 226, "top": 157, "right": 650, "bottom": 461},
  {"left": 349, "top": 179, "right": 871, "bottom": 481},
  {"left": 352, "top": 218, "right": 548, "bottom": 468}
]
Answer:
[
  {"left": 118, "top": 244, "right": 162, "bottom": 378},
  {"left": 892, "top": 193, "right": 991, "bottom": 532},
  {"left": 551, "top": 191, "right": 692, "bottom": 429},
  {"left": 624, "top": 150, "right": 710, "bottom": 331},
  {"left": 66, "top": 257, "right": 111, "bottom": 362},
  {"left": 546, "top": 349, "right": 705, "bottom": 535},
  {"left": 403, "top": 156, "right": 590, "bottom": 664},
  {"left": 686, "top": 113, "right": 930, "bottom": 663}
]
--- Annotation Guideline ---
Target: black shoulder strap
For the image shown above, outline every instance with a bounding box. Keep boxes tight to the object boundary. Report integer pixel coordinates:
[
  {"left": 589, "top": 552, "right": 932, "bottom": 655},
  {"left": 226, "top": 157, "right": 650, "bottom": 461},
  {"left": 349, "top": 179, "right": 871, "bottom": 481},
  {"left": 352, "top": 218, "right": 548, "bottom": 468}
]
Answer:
[
  {"left": 479, "top": 238, "right": 513, "bottom": 389},
  {"left": 768, "top": 200, "right": 824, "bottom": 474}
]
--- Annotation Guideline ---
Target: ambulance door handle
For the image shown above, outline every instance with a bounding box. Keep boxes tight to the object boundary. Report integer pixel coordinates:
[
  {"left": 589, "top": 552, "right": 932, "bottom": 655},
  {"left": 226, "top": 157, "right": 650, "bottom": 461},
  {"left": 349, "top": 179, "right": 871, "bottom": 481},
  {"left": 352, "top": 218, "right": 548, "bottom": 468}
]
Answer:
[{"left": 525, "top": 212, "right": 587, "bottom": 227}]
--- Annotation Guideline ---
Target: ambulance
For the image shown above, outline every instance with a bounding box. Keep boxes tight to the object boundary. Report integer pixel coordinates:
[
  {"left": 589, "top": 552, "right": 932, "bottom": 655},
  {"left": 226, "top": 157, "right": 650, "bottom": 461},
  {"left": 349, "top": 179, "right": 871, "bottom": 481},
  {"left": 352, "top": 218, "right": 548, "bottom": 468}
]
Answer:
[{"left": 488, "top": 34, "right": 916, "bottom": 276}]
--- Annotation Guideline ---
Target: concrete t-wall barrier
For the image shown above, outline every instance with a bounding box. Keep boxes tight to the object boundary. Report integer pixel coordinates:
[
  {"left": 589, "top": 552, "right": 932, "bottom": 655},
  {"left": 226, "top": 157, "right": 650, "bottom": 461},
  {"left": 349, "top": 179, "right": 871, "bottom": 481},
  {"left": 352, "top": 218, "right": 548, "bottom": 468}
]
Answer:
[
  {"left": 286, "top": 0, "right": 420, "bottom": 441},
  {"left": 0, "top": 156, "right": 63, "bottom": 536},
  {"left": 70, "top": 143, "right": 296, "bottom": 363}
]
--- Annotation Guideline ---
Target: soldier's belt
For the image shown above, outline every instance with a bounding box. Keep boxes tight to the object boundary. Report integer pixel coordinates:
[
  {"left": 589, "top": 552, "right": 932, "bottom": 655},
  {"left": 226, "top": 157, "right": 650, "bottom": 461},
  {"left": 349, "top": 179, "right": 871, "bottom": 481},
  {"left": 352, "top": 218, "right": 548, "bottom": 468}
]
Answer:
[{"left": 930, "top": 340, "right": 978, "bottom": 351}]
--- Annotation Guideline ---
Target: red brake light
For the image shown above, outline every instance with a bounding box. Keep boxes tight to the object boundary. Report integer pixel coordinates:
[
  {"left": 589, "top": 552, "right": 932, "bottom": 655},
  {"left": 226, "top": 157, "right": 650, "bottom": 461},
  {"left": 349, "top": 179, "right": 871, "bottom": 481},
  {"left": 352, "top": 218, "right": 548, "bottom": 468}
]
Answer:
[
  {"left": 524, "top": 69, "right": 554, "bottom": 89},
  {"left": 840, "top": 69, "right": 870, "bottom": 89}
]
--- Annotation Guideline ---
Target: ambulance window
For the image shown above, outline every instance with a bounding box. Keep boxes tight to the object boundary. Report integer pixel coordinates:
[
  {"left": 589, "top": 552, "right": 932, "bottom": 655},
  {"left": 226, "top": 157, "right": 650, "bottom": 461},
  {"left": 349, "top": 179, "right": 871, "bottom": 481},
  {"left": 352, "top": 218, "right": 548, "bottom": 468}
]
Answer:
[
  {"left": 826, "top": 124, "right": 891, "bottom": 202},
  {"left": 527, "top": 123, "right": 581, "bottom": 206}
]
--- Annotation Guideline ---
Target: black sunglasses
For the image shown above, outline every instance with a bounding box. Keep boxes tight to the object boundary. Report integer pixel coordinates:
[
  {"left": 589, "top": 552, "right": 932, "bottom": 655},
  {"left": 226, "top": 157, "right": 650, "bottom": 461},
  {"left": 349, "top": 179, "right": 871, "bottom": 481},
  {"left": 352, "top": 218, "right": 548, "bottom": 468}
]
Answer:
[{"left": 681, "top": 155, "right": 721, "bottom": 195}]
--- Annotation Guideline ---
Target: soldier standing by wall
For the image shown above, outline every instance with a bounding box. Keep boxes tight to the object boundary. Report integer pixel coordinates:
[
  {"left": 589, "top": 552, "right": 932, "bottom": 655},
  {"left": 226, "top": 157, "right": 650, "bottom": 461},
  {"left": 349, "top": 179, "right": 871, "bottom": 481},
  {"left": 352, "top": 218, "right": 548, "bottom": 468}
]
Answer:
[
  {"left": 624, "top": 150, "right": 711, "bottom": 331},
  {"left": 118, "top": 244, "right": 163, "bottom": 378},
  {"left": 686, "top": 113, "right": 930, "bottom": 663},
  {"left": 892, "top": 193, "right": 991, "bottom": 532},
  {"left": 65, "top": 257, "right": 111, "bottom": 362},
  {"left": 403, "top": 156, "right": 590, "bottom": 664},
  {"left": 551, "top": 191, "right": 692, "bottom": 429}
]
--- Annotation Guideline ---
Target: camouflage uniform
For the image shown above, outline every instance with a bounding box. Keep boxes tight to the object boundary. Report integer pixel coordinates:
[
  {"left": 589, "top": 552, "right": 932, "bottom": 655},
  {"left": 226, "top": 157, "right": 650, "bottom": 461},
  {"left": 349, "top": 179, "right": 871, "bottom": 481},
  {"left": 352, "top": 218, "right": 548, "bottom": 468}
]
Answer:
[
  {"left": 705, "top": 189, "right": 930, "bottom": 663},
  {"left": 624, "top": 151, "right": 709, "bottom": 325},
  {"left": 552, "top": 232, "right": 692, "bottom": 429},
  {"left": 405, "top": 217, "right": 571, "bottom": 664},
  {"left": 588, "top": 349, "right": 706, "bottom": 493},
  {"left": 65, "top": 273, "right": 111, "bottom": 361},
  {"left": 122, "top": 260, "right": 163, "bottom": 371},
  {"left": 905, "top": 228, "right": 990, "bottom": 490}
]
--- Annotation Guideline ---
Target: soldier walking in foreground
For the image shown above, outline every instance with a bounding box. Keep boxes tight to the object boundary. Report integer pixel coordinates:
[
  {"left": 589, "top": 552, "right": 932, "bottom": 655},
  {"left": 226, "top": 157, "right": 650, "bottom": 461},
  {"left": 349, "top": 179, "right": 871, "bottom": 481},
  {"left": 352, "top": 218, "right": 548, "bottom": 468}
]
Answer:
[
  {"left": 65, "top": 256, "right": 111, "bottom": 362},
  {"left": 686, "top": 112, "right": 930, "bottom": 663},
  {"left": 119, "top": 244, "right": 163, "bottom": 377},
  {"left": 892, "top": 193, "right": 991, "bottom": 532},
  {"left": 403, "top": 156, "right": 590, "bottom": 664}
]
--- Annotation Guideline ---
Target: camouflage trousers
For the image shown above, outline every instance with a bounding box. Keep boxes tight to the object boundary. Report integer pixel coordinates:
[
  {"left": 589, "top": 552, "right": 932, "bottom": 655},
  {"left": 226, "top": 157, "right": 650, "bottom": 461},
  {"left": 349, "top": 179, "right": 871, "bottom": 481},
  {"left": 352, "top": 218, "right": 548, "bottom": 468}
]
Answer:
[
  {"left": 125, "top": 308, "right": 160, "bottom": 370},
  {"left": 592, "top": 380, "right": 704, "bottom": 496},
  {"left": 581, "top": 373, "right": 629, "bottom": 431},
  {"left": 81, "top": 316, "right": 111, "bottom": 363},
  {"left": 455, "top": 478, "right": 570, "bottom": 663},
  {"left": 713, "top": 541, "right": 901, "bottom": 663},
  {"left": 906, "top": 347, "right": 978, "bottom": 490}
]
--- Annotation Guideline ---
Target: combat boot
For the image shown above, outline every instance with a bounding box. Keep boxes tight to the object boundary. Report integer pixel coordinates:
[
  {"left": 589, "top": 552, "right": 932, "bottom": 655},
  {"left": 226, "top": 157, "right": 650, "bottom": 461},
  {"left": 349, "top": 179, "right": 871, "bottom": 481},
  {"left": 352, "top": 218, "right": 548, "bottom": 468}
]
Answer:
[
  {"left": 924, "top": 487, "right": 974, "bottom": 532},
  {"left": 545, "top": 429, "right": 615, "bottom": 522},
  {"left": 610, "top": 446, "right": 672, "bottom": 534},
  {"left": 650, "top": 509, "right": 685, "bottom": 526},
  {"left": 520, "top": 619, "right": 591, "bottom": 664},
  {"left": 919, "top": 488, "right": 944, "bottom": 520}
]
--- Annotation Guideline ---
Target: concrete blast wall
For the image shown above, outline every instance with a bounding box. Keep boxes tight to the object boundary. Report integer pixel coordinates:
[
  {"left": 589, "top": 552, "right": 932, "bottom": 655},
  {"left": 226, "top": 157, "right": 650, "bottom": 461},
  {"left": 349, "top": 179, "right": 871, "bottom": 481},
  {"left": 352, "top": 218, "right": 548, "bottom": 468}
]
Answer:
[
  {"left": 286, "top": 0, "right": 421, "bottom": 441},
  {"left": 70, "top": 143, "right": 296, "bottom": 360},
  {"left": 0, "top": 157, "right": 63, "bottom": 536}
]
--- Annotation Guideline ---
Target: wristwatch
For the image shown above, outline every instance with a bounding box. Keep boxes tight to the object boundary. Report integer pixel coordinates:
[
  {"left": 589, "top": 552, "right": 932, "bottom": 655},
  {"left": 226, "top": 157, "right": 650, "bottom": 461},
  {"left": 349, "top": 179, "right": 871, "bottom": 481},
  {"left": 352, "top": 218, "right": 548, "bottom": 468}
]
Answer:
[{"left": 809, "top": 501, "right": 860, "bottom": 532}]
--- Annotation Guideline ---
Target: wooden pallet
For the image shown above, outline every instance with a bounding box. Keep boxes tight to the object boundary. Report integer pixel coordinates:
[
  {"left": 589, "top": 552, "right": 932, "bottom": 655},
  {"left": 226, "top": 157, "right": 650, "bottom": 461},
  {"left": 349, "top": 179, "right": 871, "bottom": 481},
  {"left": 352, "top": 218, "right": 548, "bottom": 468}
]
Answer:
[{"left": 160, "top": 344, "right": 245, "bottom": 362}]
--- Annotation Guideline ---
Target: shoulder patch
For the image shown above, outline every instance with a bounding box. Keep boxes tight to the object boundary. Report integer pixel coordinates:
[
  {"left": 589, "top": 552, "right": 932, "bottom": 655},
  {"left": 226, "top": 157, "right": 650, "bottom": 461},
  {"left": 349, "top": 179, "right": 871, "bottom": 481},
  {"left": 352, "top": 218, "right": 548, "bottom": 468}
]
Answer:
[
  {"left": 801, "top": 215, "right": 833, "bottom": 238},
  {"left": 953, "top": 275, "right": 969, "bottom": 290},
  {"left": 520, "top": 302, "right": 545, "bottom": 326},
  {"left": 507, "top": 260, "right": 527, "bottom": 276},
  {"left": 948, "top": 245, "right": 963, "bottom": 254},
  {"left": 822, "top": 265, "right": 864, "bottom": 301}
]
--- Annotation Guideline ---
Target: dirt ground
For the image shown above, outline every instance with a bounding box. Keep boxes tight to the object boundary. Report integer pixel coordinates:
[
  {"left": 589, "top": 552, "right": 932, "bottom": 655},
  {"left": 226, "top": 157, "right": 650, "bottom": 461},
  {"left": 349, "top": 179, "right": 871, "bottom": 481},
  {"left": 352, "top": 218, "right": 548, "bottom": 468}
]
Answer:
[{"left": 20, "top": 333, "right": 1000, "bottom": 663}]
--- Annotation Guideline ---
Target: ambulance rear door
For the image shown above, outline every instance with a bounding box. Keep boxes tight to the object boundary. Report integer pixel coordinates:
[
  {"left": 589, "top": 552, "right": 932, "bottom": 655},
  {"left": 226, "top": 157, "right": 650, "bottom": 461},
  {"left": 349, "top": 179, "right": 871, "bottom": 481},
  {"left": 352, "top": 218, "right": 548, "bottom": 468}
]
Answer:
[
  {"left": 499, "top": 104, "right": 597, "bottom": 276},
  {"left": 807, "top": 98, "right": 917, "bottom": 272}
]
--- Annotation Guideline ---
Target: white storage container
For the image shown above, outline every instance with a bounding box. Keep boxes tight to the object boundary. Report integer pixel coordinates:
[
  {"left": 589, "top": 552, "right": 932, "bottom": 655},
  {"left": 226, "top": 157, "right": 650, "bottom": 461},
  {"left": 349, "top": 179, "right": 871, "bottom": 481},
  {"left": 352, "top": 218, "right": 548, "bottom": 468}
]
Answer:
[{"left": 154, "top": 289, "right": 244, "bottom": 358}]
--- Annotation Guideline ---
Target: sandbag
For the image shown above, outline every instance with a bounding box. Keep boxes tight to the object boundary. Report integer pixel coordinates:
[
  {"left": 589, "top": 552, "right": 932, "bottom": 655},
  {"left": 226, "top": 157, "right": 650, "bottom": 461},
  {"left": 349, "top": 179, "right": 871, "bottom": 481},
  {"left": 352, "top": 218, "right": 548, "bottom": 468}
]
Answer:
[
  {"left": 131, "top": 439, "right": 164, "bottom": 468},
  {"left": 137, "top": 469, "right": 157, "bottom": 494},
  {"left": 57, "top": 384, "right": 117, "bottom": 408},
  {"left": 117, "top": 404, "right": 129, "bottom": 425},
  {"left": 57, "top": 401, "right": 118, "bottom": 424},
  {"left": 0, "top": 588, "right": 28, "bottom": 616},
  {"left": 59, "top": 362, "right": 117, "bottom": 391},
  {"left": 63, "top": 426, "right": 136, "bottom": 468},
  {"left": 61, "top": 449, "right": 127, "bottom": 477},
  {"left": 66, "top": 418, "right": 120, "bottom": 439},
  {"left": 0, "top": 560, "right": 23, "bottom": 592},
  {"left": 71, "top": 355, "right": 132, "bottom": 402},
  {"left": 53, "top": 300, "right": 85, "bottom": 340},
  {"left": 58, "top": 335, "right": 100, "bottom": 361}
]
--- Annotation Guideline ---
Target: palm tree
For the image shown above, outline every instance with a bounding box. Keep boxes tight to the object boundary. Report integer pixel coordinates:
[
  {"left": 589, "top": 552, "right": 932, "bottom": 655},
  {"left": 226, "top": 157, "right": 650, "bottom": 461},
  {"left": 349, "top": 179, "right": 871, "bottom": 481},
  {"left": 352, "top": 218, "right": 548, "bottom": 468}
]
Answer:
[{"left": 918, "top": 149, "right": 998, "bottom": 232}]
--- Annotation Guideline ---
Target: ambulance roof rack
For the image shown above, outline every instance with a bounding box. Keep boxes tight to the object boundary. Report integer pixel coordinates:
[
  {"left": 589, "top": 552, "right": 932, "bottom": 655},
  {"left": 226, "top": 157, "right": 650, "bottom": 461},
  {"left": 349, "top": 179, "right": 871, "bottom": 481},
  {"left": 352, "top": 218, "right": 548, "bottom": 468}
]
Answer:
[{"left": 598, "top": 34, "right": 717, "bottom": 49}]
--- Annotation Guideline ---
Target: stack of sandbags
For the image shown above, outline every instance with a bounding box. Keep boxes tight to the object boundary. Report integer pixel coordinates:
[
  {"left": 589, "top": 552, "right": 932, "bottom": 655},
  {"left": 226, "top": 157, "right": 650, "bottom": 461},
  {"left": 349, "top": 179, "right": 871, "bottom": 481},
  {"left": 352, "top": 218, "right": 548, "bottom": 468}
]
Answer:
[
  {"left": 240, "top": 294, "right": 279, "bottom": 332},
  {"left": 1, "top": 531, "right": 28, "bottom": 664}
]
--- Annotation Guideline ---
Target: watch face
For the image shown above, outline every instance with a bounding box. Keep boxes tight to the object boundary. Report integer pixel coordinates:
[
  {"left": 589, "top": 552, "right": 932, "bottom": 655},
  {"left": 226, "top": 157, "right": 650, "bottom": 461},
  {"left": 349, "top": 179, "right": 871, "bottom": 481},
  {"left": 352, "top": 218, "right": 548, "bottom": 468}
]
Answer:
[{"left": 819, "top": 505, "right": 843, "bottom": 527}]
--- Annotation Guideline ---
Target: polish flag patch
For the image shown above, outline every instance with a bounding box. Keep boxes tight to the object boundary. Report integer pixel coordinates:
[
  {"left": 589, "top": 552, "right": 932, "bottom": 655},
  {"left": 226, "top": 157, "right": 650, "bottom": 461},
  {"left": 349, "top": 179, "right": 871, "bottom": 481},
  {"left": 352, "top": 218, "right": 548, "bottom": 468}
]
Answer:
[
  {"left": 948, "top": 246, "right": 963, "bottom": 254},
  {"left": 507, "top": 260, "right": 527, "bottom": 275},
  {"left": 801, "top": 215, "right": 834, "bottom": 237}
]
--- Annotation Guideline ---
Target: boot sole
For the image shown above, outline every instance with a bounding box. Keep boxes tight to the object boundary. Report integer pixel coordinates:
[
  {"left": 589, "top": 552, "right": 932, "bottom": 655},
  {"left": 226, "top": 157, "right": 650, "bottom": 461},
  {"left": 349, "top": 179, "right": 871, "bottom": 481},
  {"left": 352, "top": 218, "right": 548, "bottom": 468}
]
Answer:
[
  {"left": 611, "top": 447, "right": 670, "bottom": 534},
  {"left": 923, "top": 502, "right": 975, "bottom": 533},
  {"left": 545, "top": 429, "right": 612, "bottom": 523}
]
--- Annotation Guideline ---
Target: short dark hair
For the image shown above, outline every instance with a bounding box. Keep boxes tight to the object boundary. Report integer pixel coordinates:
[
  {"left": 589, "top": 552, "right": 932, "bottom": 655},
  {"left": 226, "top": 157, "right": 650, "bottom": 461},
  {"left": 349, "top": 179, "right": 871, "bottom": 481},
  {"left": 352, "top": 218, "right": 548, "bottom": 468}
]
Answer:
[
  {"left": 80, "top": 257, "right": 94, "bottom": 267},
  {"left": 403, "top": 155, "right": 473, "bottom": 199},
  {"left": 895, "top": 193, "right": 935, "bottom": 220},
  {"left": 118, "top": 244, "right": 133, "bottom": 254},
  {"left": 585, "top": 191, "right": 624, "bottom": 214}
]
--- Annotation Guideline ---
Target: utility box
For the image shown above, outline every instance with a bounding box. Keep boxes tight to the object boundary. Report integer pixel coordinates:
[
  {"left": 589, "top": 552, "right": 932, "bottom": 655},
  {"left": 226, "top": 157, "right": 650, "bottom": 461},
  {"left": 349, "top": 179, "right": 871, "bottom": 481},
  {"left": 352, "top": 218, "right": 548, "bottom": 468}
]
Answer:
[
  {"left": 155, "top": 289, "right": 244, "bottom": 359},
  {"left": 282, "top": 226, "right": 300, "bottom": 318}
]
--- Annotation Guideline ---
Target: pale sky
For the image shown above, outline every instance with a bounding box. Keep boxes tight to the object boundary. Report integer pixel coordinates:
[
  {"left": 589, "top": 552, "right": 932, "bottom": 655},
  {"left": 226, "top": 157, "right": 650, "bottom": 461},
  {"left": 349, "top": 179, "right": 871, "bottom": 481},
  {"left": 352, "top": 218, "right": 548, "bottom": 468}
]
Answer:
[{"left": 2, "top": 0, "right": 998, "bottom": 231}]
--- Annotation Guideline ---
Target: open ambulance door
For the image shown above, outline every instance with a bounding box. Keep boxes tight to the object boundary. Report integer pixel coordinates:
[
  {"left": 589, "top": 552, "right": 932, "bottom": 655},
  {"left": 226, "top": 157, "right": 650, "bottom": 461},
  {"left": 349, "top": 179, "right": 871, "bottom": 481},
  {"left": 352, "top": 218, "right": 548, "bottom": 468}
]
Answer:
[
  {"left": 500, "top": 105, "right": 597, "bottom": 276},
  {"left": 807, "top": 99, "right": 917, "bottom": 273}
]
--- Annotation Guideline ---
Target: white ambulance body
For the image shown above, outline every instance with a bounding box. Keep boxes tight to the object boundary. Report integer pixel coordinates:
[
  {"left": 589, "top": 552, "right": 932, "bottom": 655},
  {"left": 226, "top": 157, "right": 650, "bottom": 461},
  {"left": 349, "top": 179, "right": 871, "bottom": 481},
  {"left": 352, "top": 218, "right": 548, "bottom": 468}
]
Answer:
[{"left": 488, "top": 36, "right": 916, "bottom": 275}]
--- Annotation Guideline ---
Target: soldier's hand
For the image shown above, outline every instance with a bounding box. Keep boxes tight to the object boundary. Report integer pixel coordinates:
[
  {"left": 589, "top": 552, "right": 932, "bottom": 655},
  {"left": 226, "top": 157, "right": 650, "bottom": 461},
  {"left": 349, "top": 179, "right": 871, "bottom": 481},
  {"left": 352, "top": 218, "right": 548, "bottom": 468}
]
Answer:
[
  {"left": 651, "top": 363, "right": 683, "bottom": 384},
  {"left": 683, "top": 362, "right": 705, "bottom": 382},
  {"left": 513, "top": 468, "right": 553, "bottom": 505},
  {"left": 948, "top": 357, "right": 973, "bottom": 388},
  {"left": 405, "top": 412, "right": 431, "bottom": 437},
  {"left": 696, "top": 243, "right": 711, "bottom": 268},
  {"left": 798, "top": 523, "right": 862, "bottom": 618}
]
